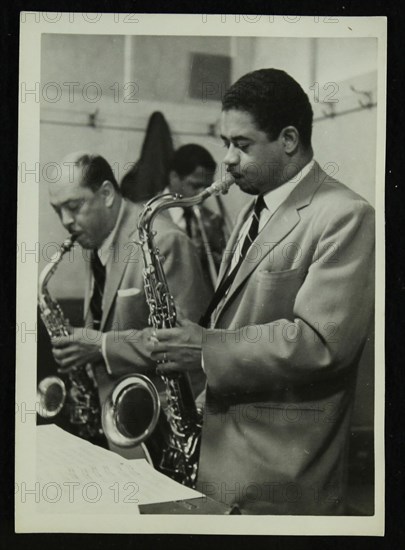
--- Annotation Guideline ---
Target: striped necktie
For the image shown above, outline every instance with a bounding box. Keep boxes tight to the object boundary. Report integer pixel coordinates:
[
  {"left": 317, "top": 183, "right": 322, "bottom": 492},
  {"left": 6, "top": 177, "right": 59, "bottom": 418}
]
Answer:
[{"left": 199, "top": 194, "right": 266, "bottom": 327}]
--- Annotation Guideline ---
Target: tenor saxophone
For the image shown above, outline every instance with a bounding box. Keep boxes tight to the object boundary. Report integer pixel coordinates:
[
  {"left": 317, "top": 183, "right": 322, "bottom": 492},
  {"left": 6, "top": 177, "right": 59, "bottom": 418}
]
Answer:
[
  {"left": 37, "top": 236, "right": 102, "bottom": 440},
  {"left": 101, "top": 173, "right": 234, "bottom": 487},
  {"left": 139, "top": 173, "right": 234, "bottom": 486}
]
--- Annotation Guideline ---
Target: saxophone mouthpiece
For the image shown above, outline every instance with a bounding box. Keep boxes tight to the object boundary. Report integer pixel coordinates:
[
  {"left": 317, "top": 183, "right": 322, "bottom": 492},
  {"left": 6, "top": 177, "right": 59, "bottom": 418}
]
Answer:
[
  {"left": 208, "top": 172, "right": 235, "bottom": 196},
  {"left": 61, "top": 234, "right": 77, "bottom": 253}
]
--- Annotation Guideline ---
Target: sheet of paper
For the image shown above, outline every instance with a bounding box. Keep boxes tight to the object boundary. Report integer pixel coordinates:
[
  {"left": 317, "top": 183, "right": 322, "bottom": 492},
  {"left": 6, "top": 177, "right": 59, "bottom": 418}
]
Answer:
[{"left": 35, "top": 425, "right": 202, "bottom": 514}]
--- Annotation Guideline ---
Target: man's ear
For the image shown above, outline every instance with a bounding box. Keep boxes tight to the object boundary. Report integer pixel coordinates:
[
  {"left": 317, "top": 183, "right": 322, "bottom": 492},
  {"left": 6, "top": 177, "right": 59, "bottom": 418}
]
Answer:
[
  {"left": 280, "top": 126, "right": 300, "bottom": 155},
  {"left": 100, "top": 180, "right": 116, "bottom": 207}
]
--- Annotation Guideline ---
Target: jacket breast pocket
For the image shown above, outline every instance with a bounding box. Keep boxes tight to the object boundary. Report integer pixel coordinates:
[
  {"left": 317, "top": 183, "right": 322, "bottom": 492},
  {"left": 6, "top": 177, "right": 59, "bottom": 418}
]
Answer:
[
  {"left": 256, "top": 267, "right": 303, "bottom": 287},
  {"left": 250, "top": 268, "right": 306, "bottom": 322}
]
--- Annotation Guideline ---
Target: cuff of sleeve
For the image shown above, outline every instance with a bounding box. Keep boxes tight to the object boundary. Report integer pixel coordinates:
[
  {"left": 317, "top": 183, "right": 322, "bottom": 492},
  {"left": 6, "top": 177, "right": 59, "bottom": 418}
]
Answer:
[{"left": 101, "top": 333, "right": 112, "bottom": 375}]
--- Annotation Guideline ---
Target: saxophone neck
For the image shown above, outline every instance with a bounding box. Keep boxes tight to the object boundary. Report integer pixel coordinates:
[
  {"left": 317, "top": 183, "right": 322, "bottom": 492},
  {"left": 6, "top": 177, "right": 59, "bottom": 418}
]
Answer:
[
  {"left": 38, "top": 236, "right": 76, "bottom": 295},
  {"left": 138, "top": 173, "right": 235, "bottom": 236}
]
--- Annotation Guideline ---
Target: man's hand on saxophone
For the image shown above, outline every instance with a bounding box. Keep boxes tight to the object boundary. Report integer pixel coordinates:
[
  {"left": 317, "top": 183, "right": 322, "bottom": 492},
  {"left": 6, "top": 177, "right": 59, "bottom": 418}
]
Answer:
[
  {"left": 51, "top": 327, "right": 103, "bottom": 372},
  {"left": 143, "top": 317, "right": 206, "bottom": 374}
]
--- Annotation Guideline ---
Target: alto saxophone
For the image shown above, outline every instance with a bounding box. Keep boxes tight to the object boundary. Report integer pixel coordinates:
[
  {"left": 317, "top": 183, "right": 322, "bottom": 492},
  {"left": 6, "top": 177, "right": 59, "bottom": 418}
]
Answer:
[
  {"left": 101, "top": 173, "right": 234, "bottom": 487},
  {"left": 37, "top": 236, "right": 102, "bottom": 440}
]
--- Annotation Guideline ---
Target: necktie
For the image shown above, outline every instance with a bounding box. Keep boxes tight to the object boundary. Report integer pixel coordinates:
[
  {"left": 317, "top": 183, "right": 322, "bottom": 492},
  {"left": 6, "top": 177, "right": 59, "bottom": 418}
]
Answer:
[
  {"left": 90, "top": 249, "right": 106, "bottom": 330},
  {"left": 183, "top": 207, "right": 194, "bottom": 238},
  {"left": 199, "top": 195, "right": 266, "bottom": 328}
]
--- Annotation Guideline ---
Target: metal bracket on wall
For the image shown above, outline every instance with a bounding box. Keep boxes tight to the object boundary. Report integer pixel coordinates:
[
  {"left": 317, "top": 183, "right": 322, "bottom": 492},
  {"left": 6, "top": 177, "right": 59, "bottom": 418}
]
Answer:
[
  {"left": 88, "top": 108, "right": 99, "bottom": 128},
  {"left": 350, "top": 85, "right": 374, "bottom": 109}
]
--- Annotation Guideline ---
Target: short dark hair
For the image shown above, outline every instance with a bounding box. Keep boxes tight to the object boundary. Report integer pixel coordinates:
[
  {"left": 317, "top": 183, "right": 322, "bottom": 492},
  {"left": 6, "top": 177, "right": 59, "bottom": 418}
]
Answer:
[
  {"left": 75, "top": 154, "right": 120, "bottom": 192},
  {"left": 222, "top": 68, "right": 313, "bottom": 148},
  {"left": 170, "top": 144, "right": 216, "bottom": 178}
]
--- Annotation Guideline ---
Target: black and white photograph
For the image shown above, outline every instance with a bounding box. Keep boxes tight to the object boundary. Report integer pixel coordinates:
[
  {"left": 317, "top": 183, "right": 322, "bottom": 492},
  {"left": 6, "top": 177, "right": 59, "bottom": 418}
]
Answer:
[{"left": 16, "top": 13, "right": 385, "bottom": 535}]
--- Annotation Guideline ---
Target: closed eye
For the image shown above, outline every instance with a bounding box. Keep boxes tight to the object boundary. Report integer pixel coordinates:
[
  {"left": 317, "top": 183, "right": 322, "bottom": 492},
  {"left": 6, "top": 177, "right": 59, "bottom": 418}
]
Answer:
[
  {"left": 223, "top": 139, "right": 250, "bottom": 151},
  {"left": 51, "top": 200, "right": 84, "bottom": 217},
  {"left": 236, "top": 143, "right": 250, "bottom": 152},
  {"left": 66, "top": 201, "right": 81, "bottom": 212}
]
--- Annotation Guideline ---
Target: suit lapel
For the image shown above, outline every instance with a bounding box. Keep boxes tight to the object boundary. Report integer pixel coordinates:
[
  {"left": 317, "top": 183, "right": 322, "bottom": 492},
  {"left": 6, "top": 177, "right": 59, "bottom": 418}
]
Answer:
[
  {"left": 100, "top": 200, "right": 140, "bottom": 331},
  {"left": 213, "top": 162, "right": 326, "bottom": 323}
]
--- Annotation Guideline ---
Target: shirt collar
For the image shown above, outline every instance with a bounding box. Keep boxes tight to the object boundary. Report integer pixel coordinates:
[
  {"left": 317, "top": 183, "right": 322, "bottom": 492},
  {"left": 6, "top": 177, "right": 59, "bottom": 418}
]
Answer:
[
  {"left": 262, "top": 158, "right": 315, "bottom": 213},
  {"left": 98, "top": 198, "right": 125, "bottom": 266}
]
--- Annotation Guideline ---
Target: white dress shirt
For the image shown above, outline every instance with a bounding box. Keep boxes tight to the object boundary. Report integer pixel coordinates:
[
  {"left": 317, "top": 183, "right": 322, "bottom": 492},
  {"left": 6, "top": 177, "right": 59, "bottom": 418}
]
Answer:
[{"left": 228, "top": 159, "right": 315, "bottom": 272}]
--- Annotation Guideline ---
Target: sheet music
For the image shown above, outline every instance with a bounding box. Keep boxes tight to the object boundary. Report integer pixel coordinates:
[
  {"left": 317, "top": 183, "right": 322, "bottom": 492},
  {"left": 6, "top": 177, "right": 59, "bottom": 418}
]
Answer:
[{"left": 36, "top": 425, "right": 202, "bottom": 514}]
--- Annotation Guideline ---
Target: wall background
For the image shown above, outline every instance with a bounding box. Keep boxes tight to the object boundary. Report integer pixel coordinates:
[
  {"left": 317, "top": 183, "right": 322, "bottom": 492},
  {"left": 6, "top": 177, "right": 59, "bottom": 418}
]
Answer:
[{"left": 39, "top": 35, "right": 378, "bottom": 431}]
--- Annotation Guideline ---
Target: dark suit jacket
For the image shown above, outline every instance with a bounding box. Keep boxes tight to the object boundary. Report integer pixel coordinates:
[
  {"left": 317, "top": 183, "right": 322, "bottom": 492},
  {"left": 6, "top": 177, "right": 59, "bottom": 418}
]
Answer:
[{"left": 196, "top": 162, "right": 375, "bottom": 514}]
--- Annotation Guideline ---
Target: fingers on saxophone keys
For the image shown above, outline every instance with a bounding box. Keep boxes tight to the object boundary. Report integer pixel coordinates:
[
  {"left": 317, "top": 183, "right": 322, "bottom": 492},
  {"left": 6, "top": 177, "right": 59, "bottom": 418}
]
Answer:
[
  {"left": 156, "top": 362, "right": 177, "bottom": 373},
  {"left": 146, "top": 328, "right": 159, "bottom": 347},
  {"left": 57, "top": 365, "right": 74, "bottom": 374},
  {"left": 52, "top": 348, "right": 64, "bottom": 363},
  {"left": 54, "top": 356, "right": 73, "bottom": 371},
  {"left": 151, "top": 329, "right": 158, "bottom": 341},
  {"left": 150, "top": 340, "right": 167, "bottom": 357},
  {"left": 154, "top": 351, "right": 168, "bottom": 364},
  {"left": 51, "top": 336, "right": 71, "bottom": 348}
]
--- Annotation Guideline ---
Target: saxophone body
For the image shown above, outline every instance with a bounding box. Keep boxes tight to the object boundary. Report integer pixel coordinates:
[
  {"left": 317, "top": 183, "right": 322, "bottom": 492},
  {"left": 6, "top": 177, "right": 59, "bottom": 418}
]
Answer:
[
  {"left": 102, "top": 174, "right": 234, "bottom": 487},
  {"left": 38, "top": 236, "right": 102, "bottom": 440},
  {"left": 138, "top": 174, "right": 234, "bottom": 486}
]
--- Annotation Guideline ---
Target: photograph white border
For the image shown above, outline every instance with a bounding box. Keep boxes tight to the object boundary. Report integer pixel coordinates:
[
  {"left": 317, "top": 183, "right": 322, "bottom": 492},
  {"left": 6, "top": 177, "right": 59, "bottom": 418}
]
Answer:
[{"left": 16, "top": 12, "right": 386, "bottom": 535}]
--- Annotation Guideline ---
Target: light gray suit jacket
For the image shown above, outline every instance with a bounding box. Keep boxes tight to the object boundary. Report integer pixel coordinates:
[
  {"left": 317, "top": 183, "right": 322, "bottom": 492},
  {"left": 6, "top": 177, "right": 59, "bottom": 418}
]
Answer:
[
  {"left": 84, "top": 199, "right": 210, "bottom": 406},
  {"left": 197, "top": 162, "right": 375, "bottom": 514}
]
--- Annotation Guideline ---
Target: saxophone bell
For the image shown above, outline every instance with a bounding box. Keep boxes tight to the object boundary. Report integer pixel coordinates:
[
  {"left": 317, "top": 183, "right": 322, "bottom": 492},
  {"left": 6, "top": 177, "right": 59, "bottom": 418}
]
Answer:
[
  {"left": 101, "top": 374, "right": 161, "bottom": 448},
  {"left": 37, "top": 375, "right": 67, "bottom": 418}
]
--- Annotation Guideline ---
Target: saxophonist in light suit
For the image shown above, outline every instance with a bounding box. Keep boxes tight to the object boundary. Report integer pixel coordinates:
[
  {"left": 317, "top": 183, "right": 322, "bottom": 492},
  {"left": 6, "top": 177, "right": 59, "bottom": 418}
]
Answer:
[{"left": 144, "top": 69, "right": 375, "bottom": 514}]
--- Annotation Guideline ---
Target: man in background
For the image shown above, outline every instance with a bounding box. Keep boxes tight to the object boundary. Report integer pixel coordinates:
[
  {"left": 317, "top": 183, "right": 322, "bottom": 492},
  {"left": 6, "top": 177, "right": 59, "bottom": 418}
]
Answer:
[
  {"left": 47, "top": 152, "right": 209, "bottom": 452},
  {"left": 167, "top": 144, "right": 228, "bottom": 292}
]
